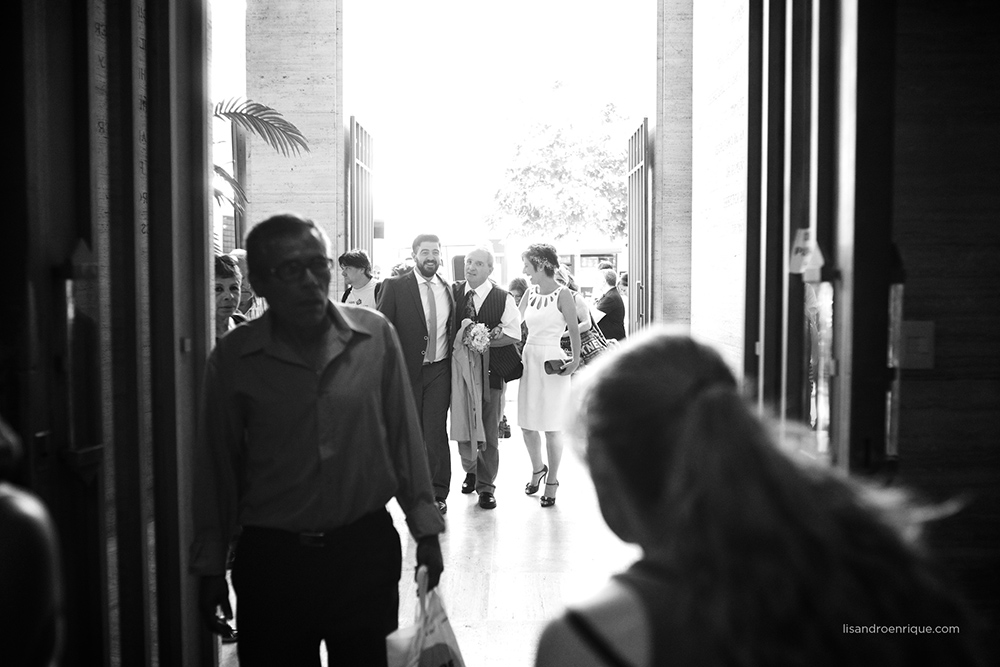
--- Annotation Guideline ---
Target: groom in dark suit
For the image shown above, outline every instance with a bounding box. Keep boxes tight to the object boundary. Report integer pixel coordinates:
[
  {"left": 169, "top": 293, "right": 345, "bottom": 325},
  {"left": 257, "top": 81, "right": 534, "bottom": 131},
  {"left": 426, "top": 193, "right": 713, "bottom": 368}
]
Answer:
[{"left": 378, "top": 234, "right": 455, "bottom": 513}]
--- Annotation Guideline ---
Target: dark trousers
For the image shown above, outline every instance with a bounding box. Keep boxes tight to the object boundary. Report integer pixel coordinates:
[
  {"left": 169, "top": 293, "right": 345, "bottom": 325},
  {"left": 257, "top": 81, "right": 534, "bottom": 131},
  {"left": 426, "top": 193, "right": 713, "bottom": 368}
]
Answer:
[
  {"left": 233, "top": 510, "right": 401, "bottom": 667},
  {"left": 413, "top": 360, "right": 452, "bottom": 499},
  {"left": 458, "top": 385, "right": 503, "bottom": 494}
]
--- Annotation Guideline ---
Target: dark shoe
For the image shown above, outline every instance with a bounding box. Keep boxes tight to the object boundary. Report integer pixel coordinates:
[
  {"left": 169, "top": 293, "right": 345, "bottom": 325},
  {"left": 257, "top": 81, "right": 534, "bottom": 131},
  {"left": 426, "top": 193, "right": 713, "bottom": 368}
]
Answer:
[
  {"left": 461, "top": 472, "right": 476, "bottom": 494},
  {"left": 435, "top": 497, "right": 448, "bottom": 514},
  {"left": 540, "top": 482, "right": 559, "bottom": 508},
  {"left": 499, "top": 417, "right": 511, "bottom": 439},
  {"left": 525, "top": 465, "right": 548, "bottom": 495},
  {"left": 478, "top": 492, "right": 497, "bottom": 510},
  {"left": 219, "top": 621, "right": 238, "bottom": 644}
]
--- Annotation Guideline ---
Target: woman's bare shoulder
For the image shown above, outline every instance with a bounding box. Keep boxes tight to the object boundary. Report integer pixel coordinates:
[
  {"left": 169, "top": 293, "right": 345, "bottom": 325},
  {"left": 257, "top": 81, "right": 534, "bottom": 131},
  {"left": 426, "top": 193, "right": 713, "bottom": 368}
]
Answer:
[{"left": 535, "top": 579, "right": 650, "bottom": 667}]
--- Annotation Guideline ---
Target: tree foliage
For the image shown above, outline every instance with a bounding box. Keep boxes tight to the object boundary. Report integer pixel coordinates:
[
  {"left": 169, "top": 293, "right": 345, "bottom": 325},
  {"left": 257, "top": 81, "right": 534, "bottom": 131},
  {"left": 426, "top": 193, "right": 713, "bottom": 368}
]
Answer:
[{"left": 487, "top": 103, "right": 629, "bottom": 241}]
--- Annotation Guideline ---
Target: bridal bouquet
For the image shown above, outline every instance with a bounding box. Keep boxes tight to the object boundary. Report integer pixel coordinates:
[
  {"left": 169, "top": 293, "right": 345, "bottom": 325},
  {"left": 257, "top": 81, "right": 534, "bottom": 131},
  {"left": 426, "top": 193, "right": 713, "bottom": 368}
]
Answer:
[{"left": 463, "top": 322, "right": 491, "bottom": 355}]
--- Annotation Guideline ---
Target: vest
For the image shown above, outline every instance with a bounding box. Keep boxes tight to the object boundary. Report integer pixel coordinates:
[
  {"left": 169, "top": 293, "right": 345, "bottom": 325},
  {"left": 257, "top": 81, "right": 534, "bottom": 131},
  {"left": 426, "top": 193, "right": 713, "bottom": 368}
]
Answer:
[{"left": 458, "top": 283, "right": 520, "bottom": 389}]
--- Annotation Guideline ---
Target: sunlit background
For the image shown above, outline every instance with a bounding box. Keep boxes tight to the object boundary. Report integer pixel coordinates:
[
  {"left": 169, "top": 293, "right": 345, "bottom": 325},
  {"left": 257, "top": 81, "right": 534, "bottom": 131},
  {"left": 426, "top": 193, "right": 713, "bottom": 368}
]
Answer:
[{"left": 211, "top": 0, "right": 654, "bottom": 280}]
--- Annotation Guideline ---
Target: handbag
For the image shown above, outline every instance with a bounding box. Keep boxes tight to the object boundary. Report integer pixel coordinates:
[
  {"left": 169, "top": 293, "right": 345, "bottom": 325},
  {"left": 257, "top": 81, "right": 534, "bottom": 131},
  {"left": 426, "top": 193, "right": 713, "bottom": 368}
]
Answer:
[
  {"left": 386, "top": 566, "right": 466, "bottom": 667},
  {"left": 489, "top": 344, "right": 523, "bottom": 382},
  {"left": 561, "top": 314, "right": 611, "bottom": 367}
]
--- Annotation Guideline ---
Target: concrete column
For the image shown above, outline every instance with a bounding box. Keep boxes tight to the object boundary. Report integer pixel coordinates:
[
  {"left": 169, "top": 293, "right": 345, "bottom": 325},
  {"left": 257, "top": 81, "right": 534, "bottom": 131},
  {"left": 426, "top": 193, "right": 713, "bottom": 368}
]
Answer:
[
  {"left": 245, "top": 0, "right": 346, "bottom": 268},
  {"left": 654, "top": 0, "right": 693, "bottom": 324}
]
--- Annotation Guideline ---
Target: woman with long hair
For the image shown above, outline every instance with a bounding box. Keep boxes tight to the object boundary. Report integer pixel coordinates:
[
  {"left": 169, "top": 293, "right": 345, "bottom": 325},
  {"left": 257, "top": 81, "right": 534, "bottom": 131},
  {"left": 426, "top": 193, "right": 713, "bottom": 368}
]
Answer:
[
  {"left": 535, "top": 327, "right": 984, "bottom": 667},
  {"left": 518, "top": 244, "right": 581, "bottom": 507}
]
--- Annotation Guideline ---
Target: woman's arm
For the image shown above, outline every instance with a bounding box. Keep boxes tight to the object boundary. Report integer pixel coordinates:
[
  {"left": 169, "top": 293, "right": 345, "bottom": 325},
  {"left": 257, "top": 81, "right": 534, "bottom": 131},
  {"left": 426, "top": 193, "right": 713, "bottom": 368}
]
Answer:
[{"left": 558, "top": 289, "right": 581, "bottom": 375}]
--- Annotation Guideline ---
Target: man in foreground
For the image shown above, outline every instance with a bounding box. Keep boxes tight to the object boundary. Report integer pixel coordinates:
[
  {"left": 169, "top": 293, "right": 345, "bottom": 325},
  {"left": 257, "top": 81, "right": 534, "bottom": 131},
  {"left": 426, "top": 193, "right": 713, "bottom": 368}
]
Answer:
[{"left": 190, "top": 214, "right": 444, "bottom": 666}]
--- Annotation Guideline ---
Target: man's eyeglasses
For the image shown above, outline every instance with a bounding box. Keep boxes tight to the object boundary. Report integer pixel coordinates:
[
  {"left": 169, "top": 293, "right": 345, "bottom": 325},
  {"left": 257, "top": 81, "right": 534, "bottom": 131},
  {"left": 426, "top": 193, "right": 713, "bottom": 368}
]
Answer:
[{"left": 269, "top": 257, "right": 335, "bottom": 282}]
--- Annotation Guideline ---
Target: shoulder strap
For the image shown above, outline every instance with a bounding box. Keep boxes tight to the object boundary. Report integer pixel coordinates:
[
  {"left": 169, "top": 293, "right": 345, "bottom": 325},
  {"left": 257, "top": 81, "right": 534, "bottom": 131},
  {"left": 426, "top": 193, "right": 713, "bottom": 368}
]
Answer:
[
  {"left": 564, "top": 610, "right": 635, "bottom": 667},
  {"left": 341, "top": 287, "right": 350, "bottom": 303}
]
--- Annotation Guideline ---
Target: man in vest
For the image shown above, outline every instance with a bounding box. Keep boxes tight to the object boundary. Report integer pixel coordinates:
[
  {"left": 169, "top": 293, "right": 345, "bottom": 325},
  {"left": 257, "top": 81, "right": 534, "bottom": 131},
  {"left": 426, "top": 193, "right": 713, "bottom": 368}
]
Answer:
[{"left": 452, "top": 247, "right": 522, "bottom": 509}]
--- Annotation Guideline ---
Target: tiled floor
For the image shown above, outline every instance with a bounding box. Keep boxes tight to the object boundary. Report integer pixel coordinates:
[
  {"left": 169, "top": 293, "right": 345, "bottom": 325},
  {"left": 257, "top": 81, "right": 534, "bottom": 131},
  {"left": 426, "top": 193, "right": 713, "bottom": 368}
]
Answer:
[{"left": 221, "top": 386, "right": 640, "bottom": 666}]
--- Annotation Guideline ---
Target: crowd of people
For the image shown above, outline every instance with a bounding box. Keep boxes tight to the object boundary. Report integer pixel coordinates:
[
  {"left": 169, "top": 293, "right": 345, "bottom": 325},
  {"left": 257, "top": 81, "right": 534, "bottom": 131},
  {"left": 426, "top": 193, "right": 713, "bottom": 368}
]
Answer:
[{"left": 193, "top": 214, "right": 983, "bottom": 666}]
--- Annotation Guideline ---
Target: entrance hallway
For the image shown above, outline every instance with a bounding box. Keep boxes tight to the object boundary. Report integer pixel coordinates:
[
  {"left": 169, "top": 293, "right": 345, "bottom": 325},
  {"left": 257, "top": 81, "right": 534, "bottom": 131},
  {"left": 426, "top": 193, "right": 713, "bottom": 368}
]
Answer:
[{"left": 392, "top": 387, "right": 640, "bottom": 667}]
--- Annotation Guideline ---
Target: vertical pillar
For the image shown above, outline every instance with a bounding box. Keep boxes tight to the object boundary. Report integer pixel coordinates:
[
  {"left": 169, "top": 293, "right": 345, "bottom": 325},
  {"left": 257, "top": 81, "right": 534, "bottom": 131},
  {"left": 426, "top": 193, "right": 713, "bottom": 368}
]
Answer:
[
  {"left": 653, "top": 0, "right": 693, "bottom": 324},
  {"left": 245, "top": 0, "right": 346, "bottom": 270}
]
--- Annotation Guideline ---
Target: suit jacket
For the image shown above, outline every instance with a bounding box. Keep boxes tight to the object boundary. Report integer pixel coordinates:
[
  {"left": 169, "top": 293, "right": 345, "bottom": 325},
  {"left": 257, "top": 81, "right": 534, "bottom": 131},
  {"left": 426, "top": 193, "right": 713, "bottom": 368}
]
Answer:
[
  {"left": 378, "top": 271, "right": 455, "bottom": 385},
  {"left": 596, "top": 287, "right": 627, "bottom": 341}
]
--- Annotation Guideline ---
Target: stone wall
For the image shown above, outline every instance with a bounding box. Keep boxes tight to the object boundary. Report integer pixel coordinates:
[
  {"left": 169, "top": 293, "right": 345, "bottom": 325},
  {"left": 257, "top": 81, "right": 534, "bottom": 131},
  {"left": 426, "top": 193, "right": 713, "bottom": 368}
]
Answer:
[{"left": 245, "top": 0, "right": 346, "bottom": 292}]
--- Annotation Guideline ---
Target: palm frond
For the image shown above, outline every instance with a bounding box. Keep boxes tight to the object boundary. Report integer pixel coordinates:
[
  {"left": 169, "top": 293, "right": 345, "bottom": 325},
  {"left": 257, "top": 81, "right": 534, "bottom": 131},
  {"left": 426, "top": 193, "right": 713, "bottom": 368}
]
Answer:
[
  {"left": 213, "top": 97, "right": 310, "bottom": 157},
  {"left": 214, "top": 165, "right": 248, "bottom": 211}
]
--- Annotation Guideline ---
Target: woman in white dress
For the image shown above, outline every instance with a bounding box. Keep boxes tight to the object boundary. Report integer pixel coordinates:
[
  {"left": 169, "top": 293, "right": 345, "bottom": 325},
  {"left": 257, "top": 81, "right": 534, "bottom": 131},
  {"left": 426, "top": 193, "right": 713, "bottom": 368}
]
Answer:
[{"left": 518, "top": 244, "right": 581, "bottom": 507}]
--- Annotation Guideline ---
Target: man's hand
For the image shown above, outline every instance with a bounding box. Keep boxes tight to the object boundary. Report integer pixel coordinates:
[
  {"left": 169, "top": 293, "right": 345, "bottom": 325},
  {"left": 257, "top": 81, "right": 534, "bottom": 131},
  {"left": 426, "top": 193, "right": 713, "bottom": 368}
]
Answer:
[
  {"left": 415, "top": 535, "right": 444, "bottom": 591},
  {"left": 198, "top": 574, "right": 233, "bottom": 634}
]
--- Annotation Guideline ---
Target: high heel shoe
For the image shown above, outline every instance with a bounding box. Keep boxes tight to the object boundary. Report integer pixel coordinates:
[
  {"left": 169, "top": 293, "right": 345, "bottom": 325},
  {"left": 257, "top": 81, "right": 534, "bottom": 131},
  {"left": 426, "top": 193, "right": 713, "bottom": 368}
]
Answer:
[
  {"left": 540, "top": 482, "right": 559, "bottom": 507},
  {"left": 525, "top": 465, "right": 548, "bottom": 495}
]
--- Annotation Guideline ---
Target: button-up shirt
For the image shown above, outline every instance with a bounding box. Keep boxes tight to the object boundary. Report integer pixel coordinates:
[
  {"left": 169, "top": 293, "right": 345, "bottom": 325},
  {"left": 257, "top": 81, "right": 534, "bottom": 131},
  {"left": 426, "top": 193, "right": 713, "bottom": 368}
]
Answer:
[
  {"left": 189, "top": 302, "right": 444, "bottom": 575},
  {"left": 464, "top": 281, "right": 521, "bottom": 339},
  {"left": 416, "top": 271, "right": 451, "bottom": 363}
]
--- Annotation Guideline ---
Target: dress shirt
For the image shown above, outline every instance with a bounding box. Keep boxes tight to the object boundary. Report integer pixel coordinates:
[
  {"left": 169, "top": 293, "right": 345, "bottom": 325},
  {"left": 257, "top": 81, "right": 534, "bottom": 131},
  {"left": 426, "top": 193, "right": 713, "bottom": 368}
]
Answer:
[
  {"left": 464, "top": 281, "right": 521, "bottom": 339},
  {"left": 189, "top": 302, "right": 445, "bottom": 575},
  {"left": 415, "top": 271, "right": 451, "bottom": 363}
]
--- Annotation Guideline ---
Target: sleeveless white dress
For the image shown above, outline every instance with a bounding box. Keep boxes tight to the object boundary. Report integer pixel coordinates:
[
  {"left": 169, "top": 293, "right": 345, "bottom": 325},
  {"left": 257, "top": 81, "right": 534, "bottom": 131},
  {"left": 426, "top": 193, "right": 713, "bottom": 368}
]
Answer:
[{"left": 518, "top": 285, "right": 572, "bottom": 431}]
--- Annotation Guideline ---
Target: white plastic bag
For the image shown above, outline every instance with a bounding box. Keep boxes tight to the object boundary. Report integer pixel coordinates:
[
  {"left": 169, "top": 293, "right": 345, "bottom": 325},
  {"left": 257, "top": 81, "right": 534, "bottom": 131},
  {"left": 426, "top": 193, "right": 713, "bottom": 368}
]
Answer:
[{"left": 386, "top": 566, "right": 466, "bottom": 667}]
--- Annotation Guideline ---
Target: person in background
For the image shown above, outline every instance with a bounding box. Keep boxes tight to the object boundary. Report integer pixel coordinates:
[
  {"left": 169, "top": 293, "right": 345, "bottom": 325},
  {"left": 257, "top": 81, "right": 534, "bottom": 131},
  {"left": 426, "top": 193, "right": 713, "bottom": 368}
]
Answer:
[
  {"left": 192, "top": 214, "right": 444, "bottom": 666},
  {"left": 535, "top": 328, "right": 986, "bottom": 667},
  {"left": 497, "top": 276, "right": 530, "bottom": 441},
  {"left": 390, "top": 259, "right": 415, "bottom": 277},
  {"left": 508, "top": 276, "right": 529, "bottom": 308},
  {"left": 228, "top": 248, "right": 267, "bottom": 320},
  {"left": 377, "top": 234, "right": 455, "bottom": 514},
  {"left": 554, "top": 266, "right": 593, "bottom": 337},
  {"left": 596, "top": 260, "right": 615, "bottom": 271},
  {"left": 594, "top": 268, "right": 626, "bottom": 342},
  {"left": 214, "top": 254, "right": 247, "bottom": 342},
  {"left": 0, "top": 415, "right": 63, "bottom": 667},
  {"left": 338, "top": 249, "right": 381, "bottom": 308},
  {"left": 518, "top": 244, "right": 580, "bottom": 508}
]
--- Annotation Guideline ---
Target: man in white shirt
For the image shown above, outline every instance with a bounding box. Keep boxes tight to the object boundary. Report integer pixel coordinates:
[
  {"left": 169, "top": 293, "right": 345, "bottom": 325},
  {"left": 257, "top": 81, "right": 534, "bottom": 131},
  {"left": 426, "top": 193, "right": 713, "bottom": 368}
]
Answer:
[
  {"left": 451, "top": 247, "right": 522, "bottom": 509},
  {"left": 377, "top": 235, "right": 455, "bottom": 513},
  {"left": 338, "top": 249, "right": 381, "bottom": 308}
]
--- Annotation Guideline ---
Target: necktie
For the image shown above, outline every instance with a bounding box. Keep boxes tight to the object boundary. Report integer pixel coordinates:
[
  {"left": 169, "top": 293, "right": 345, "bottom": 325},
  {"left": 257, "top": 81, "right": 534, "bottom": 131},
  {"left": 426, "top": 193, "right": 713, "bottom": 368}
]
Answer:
[
  {"left": 465, "top": 290, "right": 477, "bottom": 320},
  {"left": 425, "top": 280, "right": 437, "bottom": 363}
]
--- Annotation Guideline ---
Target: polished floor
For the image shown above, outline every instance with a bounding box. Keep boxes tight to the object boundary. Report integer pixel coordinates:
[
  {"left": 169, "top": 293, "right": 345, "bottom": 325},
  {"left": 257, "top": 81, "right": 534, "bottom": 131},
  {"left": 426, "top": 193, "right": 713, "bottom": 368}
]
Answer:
[{"left": 221, "top": 386, "right": 640, "bottom": 666}]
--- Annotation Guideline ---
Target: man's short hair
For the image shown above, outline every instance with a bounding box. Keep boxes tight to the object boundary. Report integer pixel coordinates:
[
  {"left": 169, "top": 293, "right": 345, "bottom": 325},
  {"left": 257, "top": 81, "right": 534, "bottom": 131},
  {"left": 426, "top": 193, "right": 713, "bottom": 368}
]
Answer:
[
  {"left": 466, "top": 245, "right": 494, "bottom": 270},
  {"left": 245, "top": 213, "right": 329, "bottom": 281},
  {"left": 601, "top": 268, "right": 618, "bottom": 287},
  {"left": 215, "top": 254, "right": 242, "bottom": 283},
  {"left": 597, "top": 261, "right": 615, "bottom": 270},
  {"left": 338, "top": 249, "right": 373, "bottom": 278},
  {"left": 411, "top": 234, "right": 440, "bottom": 253}
]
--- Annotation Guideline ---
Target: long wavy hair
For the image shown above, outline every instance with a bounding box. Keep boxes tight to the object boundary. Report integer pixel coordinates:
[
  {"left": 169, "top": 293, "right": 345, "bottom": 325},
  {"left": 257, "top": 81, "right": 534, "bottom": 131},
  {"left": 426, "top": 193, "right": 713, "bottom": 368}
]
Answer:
[{"left": 577, "top": 327, "right": 984, "bottom": 666}]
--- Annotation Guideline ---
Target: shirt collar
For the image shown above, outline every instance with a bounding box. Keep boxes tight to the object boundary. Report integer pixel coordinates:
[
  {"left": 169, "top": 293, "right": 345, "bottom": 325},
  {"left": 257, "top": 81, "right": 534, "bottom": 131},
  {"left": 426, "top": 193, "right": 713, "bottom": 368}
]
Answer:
[
  {"left": 465, "top": 280, "right": 494, "bottom": 300},
  {"left": 413, "top": 270, "right": 443, "bottom": 287},
  {"left": 239, "top": 300, "right": 374, "bottom": 358}
]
